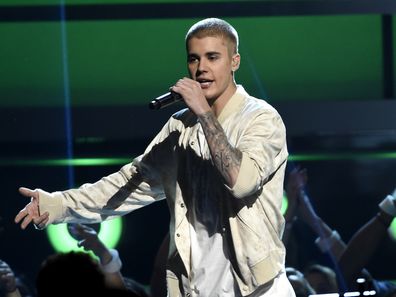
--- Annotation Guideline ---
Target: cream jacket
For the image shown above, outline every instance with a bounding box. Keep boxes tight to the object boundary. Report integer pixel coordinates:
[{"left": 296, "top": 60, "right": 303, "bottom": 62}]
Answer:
[{"left": 38, "top": 86, "right": 288, "bottom": 296}]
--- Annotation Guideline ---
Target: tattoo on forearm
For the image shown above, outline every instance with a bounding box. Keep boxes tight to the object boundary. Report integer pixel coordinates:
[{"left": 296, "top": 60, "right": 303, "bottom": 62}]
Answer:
[{"left": 198, "top": 111, "right": 242, "bottom": 186}]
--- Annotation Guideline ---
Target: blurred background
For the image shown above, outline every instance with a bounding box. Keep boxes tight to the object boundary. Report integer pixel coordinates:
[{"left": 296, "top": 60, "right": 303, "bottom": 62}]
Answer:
[{"left": 0, "top": 0, "right": 395, "bottom": 291}]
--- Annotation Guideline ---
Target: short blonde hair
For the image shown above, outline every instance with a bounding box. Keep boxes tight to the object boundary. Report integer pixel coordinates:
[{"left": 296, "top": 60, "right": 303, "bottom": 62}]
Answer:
[{"left": 185, "top": 18, "right": 239, "bottom": 55}]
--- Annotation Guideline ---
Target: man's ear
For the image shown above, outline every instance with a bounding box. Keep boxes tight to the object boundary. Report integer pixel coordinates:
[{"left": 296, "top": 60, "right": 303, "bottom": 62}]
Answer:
[{"left": 232, "top": 53, "right": 241, "bottom": 71}]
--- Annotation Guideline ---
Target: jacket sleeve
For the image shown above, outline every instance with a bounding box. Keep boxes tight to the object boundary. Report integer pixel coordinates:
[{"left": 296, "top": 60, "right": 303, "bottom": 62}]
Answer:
[
  {"left": 226, "top": 108, "right": 288, "bottom": 199},
  {"left": 39, "top": 118, "right": 177, "bottom": 226},
  {"left": 39, "top": 157, "right": 166, "bottom": 226}
]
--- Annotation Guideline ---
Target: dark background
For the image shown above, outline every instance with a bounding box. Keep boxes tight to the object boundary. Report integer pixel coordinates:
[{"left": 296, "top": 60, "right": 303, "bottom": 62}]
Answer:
[{"left": 1, "top": 0, "right": 396, "bottom": 290}]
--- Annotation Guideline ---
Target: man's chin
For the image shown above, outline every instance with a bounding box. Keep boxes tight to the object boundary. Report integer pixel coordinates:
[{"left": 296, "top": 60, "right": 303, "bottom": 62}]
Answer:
[{"left": 203, "top": 90, "right": 216, "bottom": 100}]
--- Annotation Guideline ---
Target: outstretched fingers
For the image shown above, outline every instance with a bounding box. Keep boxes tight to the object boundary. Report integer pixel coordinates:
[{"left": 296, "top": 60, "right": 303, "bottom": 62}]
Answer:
[
  {"left": 15, "top": 208, "right": 47, "bottom": 230},
  {"left": 14, "top": 207, "right": 28, "bottom": 225},
  {"left": 19, "top": 211, "right": 33, "bottom": 230},
  {"left": 33, "top": 212, "right": 49, "bottom": 230},
  {"left": 18, "top": 187, "right": 37, "bottom": 198},
  {"left": 15, "top": 187, "right": 44, "bottom": 230}
]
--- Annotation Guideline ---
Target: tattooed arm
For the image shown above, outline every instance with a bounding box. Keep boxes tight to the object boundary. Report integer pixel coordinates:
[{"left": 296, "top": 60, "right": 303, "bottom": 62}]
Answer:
[
  {"left": 170, "top": 77, "right": 242, "bottom": 187},
  {"left": 198, "top": 110, "right": 242, "bottom": 187}
]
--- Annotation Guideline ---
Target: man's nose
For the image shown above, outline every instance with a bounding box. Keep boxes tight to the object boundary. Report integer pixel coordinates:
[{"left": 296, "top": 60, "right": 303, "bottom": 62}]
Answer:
[{"left": 197, "top": 59, "right": 208, "bottom": 72}]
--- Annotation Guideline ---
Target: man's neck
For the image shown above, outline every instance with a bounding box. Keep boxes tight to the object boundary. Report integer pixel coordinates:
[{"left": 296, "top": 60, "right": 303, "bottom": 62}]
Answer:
[{"left": 210, "top": 84, "right": 237, "bottom": 118}]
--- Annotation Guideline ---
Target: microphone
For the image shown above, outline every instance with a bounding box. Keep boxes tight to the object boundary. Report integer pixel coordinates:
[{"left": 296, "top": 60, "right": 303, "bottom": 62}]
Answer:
[{"left": 149, "top": 91, "right": 183, "bottom": 110}]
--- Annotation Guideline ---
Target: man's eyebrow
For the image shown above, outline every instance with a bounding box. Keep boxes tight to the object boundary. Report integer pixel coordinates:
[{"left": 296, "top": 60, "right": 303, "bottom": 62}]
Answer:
[
  {"left": 188, "top": 51, "right": 222, "bottom": 57},
  {"left": 206, "top": 51, "right": 221, "bottom": 56}
]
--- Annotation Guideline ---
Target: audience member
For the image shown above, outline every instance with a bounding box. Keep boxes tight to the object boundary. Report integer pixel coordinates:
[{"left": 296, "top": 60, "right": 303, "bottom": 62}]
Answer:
[
  {"left": 67, "top": 223, "right": 149, "bottom": 297},
  {"left": 284, "top": 166, "right": 396, "bottom": 296},
  {"left": 35, "top": 251, "right": 106, "bottom": 297},
  {"left": 285, "top": 266, "right": 316, "bottom": 297},
  {"left": 0, "top": 259, "right": 34, "bottom": 297},
  {"left": 303, "top": 263, "right": 338, "bottom": 294}
]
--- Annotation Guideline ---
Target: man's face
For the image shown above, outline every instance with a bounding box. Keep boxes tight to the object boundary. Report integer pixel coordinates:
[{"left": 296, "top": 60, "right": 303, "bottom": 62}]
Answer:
[{"left": 187, "top": 36, "right": 240, "bottom": 104}]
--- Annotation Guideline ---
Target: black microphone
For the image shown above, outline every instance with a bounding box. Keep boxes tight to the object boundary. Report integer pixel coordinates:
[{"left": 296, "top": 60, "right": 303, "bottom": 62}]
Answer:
[{"left": 149, "top": 91, "right": 183, "bottom": 110}]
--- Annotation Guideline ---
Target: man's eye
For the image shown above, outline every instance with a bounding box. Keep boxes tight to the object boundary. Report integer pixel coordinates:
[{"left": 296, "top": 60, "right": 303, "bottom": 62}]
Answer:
[
  {"left": 188, "top": 57, "right": 198, "bottom": 63},
  {"left": 208, "top": 55, "right": 218, "bottom": 60}
]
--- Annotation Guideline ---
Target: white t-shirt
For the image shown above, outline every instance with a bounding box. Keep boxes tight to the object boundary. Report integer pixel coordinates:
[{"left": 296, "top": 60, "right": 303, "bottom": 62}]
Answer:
[{"left": 182, "top": 187, "right": 241, "bottom": 297}]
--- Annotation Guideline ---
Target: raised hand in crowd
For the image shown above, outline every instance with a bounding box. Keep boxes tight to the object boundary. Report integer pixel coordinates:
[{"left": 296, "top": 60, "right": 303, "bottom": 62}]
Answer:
[
  {"left": 285, "top": 165, "right": 396, "bottom": 295},
  {"left": 67, "top": 223, "right": 126, "bottom": 290}
]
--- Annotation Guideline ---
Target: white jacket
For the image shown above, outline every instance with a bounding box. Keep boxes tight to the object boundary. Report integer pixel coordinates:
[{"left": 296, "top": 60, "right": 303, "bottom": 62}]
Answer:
[{"left": 38, "top": 86, "right": 289, "bottom": 296}]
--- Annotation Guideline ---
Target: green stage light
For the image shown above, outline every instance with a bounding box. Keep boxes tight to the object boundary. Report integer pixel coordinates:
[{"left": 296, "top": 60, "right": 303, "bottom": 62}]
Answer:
[
  {"left": 97, "top": 217, "right": 123, "bottom": 248},
  {"left": 3, "top": 151, "right": 396, "bottom": 168},
  {"left": 289, "top": 152, "right": 396, "bottom": 162},
  {"left": 46, "top": 217, "right": 123, "bottom": 253},
  {"left": 281, "top": 192, "right": 288, "bottom": 216},
  {"left": 389, "top": 218, "right": 396, "bottom": 241}
]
